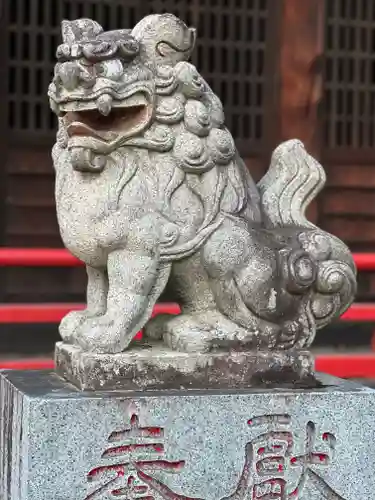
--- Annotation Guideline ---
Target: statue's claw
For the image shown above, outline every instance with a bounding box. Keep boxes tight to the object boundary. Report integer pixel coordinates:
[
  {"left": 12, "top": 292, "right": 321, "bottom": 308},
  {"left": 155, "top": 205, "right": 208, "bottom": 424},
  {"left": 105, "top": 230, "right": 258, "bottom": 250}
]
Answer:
[{"left": 59, "top": 310, "right": 98, "bottom": 344}]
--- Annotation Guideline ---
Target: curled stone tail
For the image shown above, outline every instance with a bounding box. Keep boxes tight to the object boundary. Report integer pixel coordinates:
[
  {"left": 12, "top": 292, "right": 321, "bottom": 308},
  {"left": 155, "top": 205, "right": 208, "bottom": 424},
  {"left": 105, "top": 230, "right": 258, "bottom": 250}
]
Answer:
[
  {"left": 258, "top": 139, "right": 325, "bottom": 231},
  {"left": 258, "top": 140, "right": 356, "bottom": 345}
]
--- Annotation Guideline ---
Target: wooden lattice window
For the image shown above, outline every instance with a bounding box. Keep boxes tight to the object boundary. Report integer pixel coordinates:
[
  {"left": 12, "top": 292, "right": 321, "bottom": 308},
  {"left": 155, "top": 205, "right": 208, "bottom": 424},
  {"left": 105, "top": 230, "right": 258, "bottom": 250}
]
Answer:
[
  {"left": 7, "top": 0, "right": 268, "bottom": 153},
  {"left": 324, "top": 0, "right": 375, "bottom": 151}
]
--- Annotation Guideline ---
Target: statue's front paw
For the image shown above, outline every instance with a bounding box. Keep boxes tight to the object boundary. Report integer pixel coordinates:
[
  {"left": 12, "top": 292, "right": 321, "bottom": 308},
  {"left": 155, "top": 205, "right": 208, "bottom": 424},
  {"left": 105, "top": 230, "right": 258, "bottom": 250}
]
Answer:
[
  {"left": 74, "top": 316, "right": 130, "bottom": 354},
  {"left": 59, "top": 310, "right": 92, "bottom": 344}
]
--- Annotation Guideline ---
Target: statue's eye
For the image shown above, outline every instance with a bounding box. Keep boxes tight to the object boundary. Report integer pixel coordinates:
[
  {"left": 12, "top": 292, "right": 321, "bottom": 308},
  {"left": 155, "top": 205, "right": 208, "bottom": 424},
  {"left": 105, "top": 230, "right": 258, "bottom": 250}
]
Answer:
[
  {"left": 96, "top": 63, "right": 106, "bottom": 76},
  {"left": 192, "top": 74, "right": 205, "bottom": 89},
  {"left": 79, "top": 58, "right": 92, "bottom": 67},
  {"left": 95, "top": 60, "right": 124, "bottom": 81},
  {"left": 96, "top": 62, "right": 112, "bottom": 78}
]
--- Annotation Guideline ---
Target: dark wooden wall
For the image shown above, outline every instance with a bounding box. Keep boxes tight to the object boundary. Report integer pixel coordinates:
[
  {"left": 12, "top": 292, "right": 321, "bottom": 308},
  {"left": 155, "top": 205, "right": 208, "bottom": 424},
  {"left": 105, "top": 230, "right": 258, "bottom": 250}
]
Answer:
[
  {"left": 2, "top": 0, "right": 375, "bottom": 302},
  {"left": 265, "top": 0, "right": 375, "bottom": 300},
  {"left": 321, "top": 0, "right": 375, "bottom": 298},
  {"left": 322, "top": 1, "right": 375, "bottom": 253}
]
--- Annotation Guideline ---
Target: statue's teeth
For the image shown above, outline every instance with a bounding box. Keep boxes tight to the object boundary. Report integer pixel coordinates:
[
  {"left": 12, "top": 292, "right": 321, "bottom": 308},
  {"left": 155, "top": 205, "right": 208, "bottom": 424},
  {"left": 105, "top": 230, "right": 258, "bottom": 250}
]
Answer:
[{"left": 97, "top": 94, "right": 113, "bottom": 116}]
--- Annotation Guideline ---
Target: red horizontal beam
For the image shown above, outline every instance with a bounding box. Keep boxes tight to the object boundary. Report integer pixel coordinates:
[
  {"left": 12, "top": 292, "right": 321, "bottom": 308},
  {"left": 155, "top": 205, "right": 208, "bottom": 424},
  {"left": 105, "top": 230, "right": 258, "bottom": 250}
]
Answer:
[
  {"left": 0, "top": 303, "right": 181, "bottom": 323},
  {"left": 315, "top": 354, "right": 375, "bottom": 378},
  {"left": 0, "top": 249, "right": 373, "bottom": 271},
  {"left": 0, "top": 359, "right": 55, "bottom": 370},
  {"left": 352, "top": 253, "right": 375, "bottom": 271},
  {"left": 341, "top": 304, "right": 375, "bottom": 322},
  {"left": 0, "top": 302, "right": 372, "bottom": 324},
  {"left": 0, "top": 303, "right": 84, "bottom": 323},
  {"left": 1, "top": 354, "right": 374, "bottom": 379},
  {"left": 0, "top": 248, "right": 83, "bottom": 267}
]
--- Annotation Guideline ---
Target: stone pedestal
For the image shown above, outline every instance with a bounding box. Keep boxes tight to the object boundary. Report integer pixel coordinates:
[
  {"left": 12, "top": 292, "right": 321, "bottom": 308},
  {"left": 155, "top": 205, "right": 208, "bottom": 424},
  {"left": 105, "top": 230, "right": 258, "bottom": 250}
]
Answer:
[
  {"left": 55, "top": 341, "right": 317, "bottom": 391},
  {"left": 1, "top": 369, "right": 374, "bottom": 500}
]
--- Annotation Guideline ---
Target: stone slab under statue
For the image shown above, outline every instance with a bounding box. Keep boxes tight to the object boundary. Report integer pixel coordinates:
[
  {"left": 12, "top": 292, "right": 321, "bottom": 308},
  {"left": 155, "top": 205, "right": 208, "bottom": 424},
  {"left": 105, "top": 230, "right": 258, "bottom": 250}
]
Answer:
[
  {"left": 55, "top": 341, "right": 316, "bottom": 391},
  {"left": 1, "top": 370, "right": 375, "bottom": 500},
  {"left": 0, "top": 12, "right": 370, "bottom": 500}
]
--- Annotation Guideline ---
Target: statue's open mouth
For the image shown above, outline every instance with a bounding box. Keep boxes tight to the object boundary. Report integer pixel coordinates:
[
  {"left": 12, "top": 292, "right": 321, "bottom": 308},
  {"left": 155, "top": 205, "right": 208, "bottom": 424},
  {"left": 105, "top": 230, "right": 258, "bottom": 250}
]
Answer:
[{"left": 60, "top": 93, "right": 153, "bottom": 142}]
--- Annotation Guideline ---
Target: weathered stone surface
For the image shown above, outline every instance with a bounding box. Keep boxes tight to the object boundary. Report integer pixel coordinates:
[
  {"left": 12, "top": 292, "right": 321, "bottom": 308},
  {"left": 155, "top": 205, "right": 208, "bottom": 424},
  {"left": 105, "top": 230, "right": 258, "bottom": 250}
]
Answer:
[
  {"left": 48, "top": 14, "right": 356, "bottom": 357},
  {"left": 1, "top": 369, "right": 374, "bottom": 500},
  {"left": 55, "top": 341, "right": 316, "bottom": 391}
]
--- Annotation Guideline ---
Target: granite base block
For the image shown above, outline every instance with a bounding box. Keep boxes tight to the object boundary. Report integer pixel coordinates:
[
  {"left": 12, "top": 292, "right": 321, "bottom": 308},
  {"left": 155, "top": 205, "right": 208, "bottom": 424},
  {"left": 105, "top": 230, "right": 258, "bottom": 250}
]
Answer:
[
  {"left": 55, "top": 341, "right": 316, "bottom": 391},
  {"left": 1, "top": 370, "right": 375, "bottom": 500}
]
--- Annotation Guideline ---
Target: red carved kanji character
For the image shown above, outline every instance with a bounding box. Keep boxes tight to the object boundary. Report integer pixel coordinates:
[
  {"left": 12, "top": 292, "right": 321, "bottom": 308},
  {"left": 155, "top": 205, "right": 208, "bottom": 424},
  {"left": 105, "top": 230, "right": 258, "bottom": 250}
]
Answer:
[
  {"left": 246, "top": 414, "right": 293, "bottom": 499},
  {"left": 288, "top": 421, "right": 336, "bottom": 499},
  {"left": 246, "top": 415, "right": 342, "bottom": 500},
  {"left": 85, "top": 414, "right": 185, "bottom": 500}
]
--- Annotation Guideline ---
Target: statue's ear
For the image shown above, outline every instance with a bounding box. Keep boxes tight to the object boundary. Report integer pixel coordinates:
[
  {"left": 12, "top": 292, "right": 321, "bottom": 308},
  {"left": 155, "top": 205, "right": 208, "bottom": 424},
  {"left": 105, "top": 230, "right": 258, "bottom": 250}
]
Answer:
[
  {"left": 61, "top": 18, "right": 103, "bottom": 44},
  {"left": 131, "top": 14, "right": 196, "bottom": 66}
]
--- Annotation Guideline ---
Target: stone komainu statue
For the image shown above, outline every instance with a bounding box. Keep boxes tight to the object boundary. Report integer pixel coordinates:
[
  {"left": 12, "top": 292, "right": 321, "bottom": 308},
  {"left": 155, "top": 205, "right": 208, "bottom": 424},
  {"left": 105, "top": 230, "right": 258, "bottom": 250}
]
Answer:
[{"left": 48, "top": 14, "right": 356, "bottom": 354}]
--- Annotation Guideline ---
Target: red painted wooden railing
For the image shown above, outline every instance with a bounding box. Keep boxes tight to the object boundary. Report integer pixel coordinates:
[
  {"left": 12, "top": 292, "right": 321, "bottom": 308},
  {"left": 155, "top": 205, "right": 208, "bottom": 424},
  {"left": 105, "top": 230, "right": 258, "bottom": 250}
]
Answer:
[{"left": 0, "top": 248, "right": 374, "bottom": 379}]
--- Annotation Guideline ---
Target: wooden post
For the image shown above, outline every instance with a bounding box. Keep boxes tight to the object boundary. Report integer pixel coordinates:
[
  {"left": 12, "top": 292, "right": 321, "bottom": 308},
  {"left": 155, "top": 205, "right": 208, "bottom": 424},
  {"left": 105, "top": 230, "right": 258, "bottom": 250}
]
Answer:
[
  {"left": 0, "top": 0, "right": 7, "bottom": 220},
  {"left": 279, "top": 0, "right": 325, "bottom": 155},
  {"left": 0, "top": 0, "right": 8, "bottom": 300},
  {"left": 269, "top": 0, "right": 326, "bottom": 222}
]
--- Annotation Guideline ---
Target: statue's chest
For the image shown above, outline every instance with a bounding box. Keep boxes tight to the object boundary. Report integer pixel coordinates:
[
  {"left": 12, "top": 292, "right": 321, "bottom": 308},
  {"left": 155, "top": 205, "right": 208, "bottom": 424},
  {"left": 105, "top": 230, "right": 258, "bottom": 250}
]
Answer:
[{"left": 56, "top": 169, "right": 124, "bottom": 222}]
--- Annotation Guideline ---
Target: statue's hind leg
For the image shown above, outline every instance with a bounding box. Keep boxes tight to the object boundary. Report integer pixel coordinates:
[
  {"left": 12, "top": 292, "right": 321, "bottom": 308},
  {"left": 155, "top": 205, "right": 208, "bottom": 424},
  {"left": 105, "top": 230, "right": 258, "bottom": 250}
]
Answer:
[{"left": 144, "top": 253, "right": 258, "bottom": 352}]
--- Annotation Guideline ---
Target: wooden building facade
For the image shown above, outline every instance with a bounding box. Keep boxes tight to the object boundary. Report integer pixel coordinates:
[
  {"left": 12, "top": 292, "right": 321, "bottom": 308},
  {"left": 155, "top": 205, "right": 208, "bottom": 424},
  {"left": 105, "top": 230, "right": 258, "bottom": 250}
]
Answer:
[{"left": 1, "top": 0, "right": 375, "bottom": 302}]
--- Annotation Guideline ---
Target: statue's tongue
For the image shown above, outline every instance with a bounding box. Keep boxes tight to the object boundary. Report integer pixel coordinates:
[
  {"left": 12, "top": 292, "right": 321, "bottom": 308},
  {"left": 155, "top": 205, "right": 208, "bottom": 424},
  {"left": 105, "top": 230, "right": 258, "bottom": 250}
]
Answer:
[{"left": 67, "top": 122, "right": 104, "bottom": 140}]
